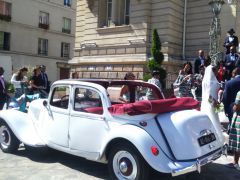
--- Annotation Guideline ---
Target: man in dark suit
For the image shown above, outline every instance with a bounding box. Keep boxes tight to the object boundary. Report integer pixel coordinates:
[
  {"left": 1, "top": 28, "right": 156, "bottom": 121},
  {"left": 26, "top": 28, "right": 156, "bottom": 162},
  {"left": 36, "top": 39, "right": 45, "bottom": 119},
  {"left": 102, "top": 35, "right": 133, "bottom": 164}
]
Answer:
[
  {"left": 223, "top": 67, "right": 240, "bottom": 123},
  {"left": 223, "top": 28, "right": 239, "bottom": 55},
  {"left": 39, "top": 65, "right": 50, "bottom": 93},
  {"left": 224, "top": 46, "right": 239, "bottom": 80},
  {"left": 194, "top": 50, "right": 206, "bottom": 74},
  {"left": 0, "top": 67, "right": 7, "bottom": 110}
]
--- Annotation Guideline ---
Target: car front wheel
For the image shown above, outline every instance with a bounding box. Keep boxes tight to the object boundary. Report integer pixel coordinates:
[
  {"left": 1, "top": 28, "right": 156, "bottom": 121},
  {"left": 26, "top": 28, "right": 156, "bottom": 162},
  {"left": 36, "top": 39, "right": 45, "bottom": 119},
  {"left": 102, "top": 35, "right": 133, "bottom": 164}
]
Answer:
[
  {"left": 0, "top": 121, "right": 20, "bottom": 153},
  {"left": 108, "top": 142, "right": 149, "bottom": 180}
]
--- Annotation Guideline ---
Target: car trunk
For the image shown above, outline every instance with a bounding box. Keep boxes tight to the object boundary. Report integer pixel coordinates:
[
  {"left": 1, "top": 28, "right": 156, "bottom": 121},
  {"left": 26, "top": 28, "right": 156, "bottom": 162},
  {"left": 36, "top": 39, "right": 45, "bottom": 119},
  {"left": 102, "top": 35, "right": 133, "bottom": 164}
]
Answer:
[{"left": 156, "top": 110, "right": 224, "bottom": 160}]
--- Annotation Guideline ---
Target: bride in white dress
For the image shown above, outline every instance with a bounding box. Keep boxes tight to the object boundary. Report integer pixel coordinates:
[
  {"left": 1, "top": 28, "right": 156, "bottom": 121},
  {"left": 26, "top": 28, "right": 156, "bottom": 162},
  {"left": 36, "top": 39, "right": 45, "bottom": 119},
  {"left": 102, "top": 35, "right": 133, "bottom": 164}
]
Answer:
[{"left": 201, "top": 65, "right": 224, "bottom": 144}]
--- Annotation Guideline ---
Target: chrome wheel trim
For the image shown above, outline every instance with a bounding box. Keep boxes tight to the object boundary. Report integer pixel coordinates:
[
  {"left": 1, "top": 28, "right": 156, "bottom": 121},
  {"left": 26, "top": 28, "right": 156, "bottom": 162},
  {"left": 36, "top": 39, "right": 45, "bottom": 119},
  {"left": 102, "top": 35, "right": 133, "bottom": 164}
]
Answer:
[
  {"left": 112, "top": 150, "right": 137, "bottom": 180},
  {"left": 0, "top": 125, "right": 11, "bottom": 149}
]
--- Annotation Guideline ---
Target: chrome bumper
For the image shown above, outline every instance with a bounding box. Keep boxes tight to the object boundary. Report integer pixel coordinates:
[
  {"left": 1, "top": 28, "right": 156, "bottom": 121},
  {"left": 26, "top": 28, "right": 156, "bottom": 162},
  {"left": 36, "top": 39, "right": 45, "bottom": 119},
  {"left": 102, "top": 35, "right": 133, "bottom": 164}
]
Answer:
[{"left": 171, "top": 145, "right": 228, "bottom": 177}]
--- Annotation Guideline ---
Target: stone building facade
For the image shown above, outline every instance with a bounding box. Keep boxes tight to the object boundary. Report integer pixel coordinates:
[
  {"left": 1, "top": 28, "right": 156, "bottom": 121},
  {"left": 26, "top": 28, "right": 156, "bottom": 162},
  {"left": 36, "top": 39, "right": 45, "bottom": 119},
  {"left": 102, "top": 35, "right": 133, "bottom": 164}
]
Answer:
[
  {"left": 70, "top": 0, "right": 240, "bottom": 88},
  {"left": 0, "top": 0, "right": 76, "bottom": 82}
]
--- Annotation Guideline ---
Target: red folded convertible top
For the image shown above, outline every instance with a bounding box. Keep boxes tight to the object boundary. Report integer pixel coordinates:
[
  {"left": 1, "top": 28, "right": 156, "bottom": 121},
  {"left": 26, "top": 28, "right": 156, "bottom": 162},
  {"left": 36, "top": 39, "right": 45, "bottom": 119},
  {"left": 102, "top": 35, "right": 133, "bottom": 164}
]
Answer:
[{"left": 108, "top": 97, "right": 200, "bottom": 115}]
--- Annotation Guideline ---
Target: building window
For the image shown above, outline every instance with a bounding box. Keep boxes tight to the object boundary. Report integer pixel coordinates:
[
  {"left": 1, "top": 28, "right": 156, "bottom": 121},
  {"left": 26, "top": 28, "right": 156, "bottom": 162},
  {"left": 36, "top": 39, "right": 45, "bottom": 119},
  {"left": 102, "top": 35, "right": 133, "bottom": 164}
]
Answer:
[
  {"left": 61, "top": 42, "right": 70, "bottom": 58},
  {"left": 64, "top": 0, "right": 71, "bottom": 7},
  {"left": 98, "top": 0, "right": 130, "bottom": 28},
  {"left": 0, "top": 31, "right": 10, "bottom": 51},
  {"left": 39, "top": 11, "right": 49, "bottom": 29},
  {"left": 62, "top": 17, "right": 71, "bottom": 34},
  {"left": 0, "top": 1, "right": 11, "bottom": 21},
  {"left": 38, "top": 38, "right": 48, "bottom": 56}
]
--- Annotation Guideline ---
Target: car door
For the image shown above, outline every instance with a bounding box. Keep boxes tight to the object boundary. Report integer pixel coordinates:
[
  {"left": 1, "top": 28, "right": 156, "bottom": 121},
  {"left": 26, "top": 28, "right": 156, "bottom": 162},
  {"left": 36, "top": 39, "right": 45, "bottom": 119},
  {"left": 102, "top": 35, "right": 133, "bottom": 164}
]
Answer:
[
  {"left": 69, "top": 86, "right": 109, "bottom": 157},
  {"left": 43, "top": 85, "right": 71, "bottom": 147}
]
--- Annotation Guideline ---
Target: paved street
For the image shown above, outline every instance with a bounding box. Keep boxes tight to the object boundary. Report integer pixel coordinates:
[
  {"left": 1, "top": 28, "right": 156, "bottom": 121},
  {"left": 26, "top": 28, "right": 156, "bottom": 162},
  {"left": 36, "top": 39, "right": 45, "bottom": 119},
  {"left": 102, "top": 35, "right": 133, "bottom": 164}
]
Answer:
[{"left": 0, "top": 145, "right": 239, "bottom": 180}]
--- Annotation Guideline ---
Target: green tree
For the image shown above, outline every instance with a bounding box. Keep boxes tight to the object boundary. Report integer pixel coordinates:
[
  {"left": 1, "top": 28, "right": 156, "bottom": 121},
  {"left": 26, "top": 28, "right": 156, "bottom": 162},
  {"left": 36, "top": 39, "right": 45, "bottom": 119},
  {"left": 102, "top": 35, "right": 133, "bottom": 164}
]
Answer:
[
  {"left": 144, "top": 29, "right": 166, "bottom": 88},
  {"left": 151, "top": 29, "right": 164, "bottom": 64}
]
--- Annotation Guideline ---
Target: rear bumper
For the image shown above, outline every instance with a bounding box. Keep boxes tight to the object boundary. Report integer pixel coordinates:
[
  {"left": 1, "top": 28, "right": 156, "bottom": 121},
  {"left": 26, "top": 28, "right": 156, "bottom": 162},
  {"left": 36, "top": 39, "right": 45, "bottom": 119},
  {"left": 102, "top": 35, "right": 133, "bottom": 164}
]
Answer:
[{"left": 171, "top": 145, "right": 227, "bottom": 177}]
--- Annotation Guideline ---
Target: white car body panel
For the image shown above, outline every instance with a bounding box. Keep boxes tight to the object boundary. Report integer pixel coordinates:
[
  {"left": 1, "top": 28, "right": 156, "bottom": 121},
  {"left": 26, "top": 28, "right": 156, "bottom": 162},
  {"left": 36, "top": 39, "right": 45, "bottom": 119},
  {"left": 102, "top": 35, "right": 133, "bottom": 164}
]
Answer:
[
  {"left": 69, "top": 111, "right": 108, "bottom": 155},
  {"left": 99, "top": 123, "right": 176, "bottom": 173},
  {"left": 68, "top": 84, "right": 111, "bottom": 155},
  {"left": 157, "top": 110, "right": 222, "bottom": 160},
  {"left": 44, "top": 105, "right": 70, "bottom": 147},
  {"left": 0, "top": 79, "right": 227, "bottom": 177},
  {"left": 0, "top": 109, "right": 45, "bottom": 147}
]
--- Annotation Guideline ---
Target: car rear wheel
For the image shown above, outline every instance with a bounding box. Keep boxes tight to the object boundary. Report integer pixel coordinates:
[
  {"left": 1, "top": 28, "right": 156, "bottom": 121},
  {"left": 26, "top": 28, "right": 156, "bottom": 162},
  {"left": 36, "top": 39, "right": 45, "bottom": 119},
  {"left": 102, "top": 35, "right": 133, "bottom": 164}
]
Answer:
[
  {"left": 108, "top": 142, "right": 149, "bottom": 180},
  {"left": 0, "top": 121, "right": 20, "bottom": 153}
]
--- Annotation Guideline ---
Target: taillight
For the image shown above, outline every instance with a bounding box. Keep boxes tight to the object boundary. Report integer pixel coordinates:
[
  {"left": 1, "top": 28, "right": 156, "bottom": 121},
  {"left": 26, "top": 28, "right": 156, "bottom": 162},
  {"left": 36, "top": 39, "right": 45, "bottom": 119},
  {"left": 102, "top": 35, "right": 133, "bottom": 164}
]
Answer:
[{"left": 151, "top": 146, "right": 159, "bottom": 156}]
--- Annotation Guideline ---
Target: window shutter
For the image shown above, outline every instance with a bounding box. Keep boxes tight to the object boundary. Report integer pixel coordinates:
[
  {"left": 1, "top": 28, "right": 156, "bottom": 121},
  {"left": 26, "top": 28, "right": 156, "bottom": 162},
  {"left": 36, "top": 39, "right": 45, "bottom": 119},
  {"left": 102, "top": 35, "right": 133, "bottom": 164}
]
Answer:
[
  {"left": 0, "top": 32, "right": 4, "bottom": 49},
  {"left": 98, "top": 0, "right": 107, "bottom": 27},
  {"left": 61, "top": 42, "right": 63, "bottom": 57},
  {"left": 4, "top": 32, "right": 10, "bottom": 50}
]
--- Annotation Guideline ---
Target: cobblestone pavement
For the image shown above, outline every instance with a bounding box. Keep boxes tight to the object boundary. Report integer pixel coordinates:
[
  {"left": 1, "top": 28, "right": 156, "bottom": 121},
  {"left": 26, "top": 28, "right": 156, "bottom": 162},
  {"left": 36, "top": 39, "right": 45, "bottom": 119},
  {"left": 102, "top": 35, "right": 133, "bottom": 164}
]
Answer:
[{"left": 0, "top": 146, "right": 239, "bottom": 180}]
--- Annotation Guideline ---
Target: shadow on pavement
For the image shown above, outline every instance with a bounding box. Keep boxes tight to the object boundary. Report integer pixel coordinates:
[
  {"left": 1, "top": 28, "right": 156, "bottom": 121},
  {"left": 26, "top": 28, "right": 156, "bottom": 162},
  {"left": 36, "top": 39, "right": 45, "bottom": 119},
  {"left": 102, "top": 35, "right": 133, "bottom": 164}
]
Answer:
[
  {"left": 12, "top": 146, "right": 240, "bottom": 180},
  {"left": 14, "top": 146, "right": 109, "bottom": 179}
]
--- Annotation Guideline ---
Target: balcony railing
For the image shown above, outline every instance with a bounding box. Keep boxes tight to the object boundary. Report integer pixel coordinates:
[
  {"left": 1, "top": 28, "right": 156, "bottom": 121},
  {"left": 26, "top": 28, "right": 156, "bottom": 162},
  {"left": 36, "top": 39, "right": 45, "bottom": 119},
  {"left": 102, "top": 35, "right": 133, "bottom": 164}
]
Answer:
[
  {"left": 38, "top": 49, "right": 48, "bottom": 56},
  {"left": 0, "top": 14, "right": 11, "bottom": 22},
  {"left": 62, "top": 28, "right": 71, "bottom": 34},
  {"left": 39, "top": 23, "right": 49, "bottom": 30},
  {"left": 61, "top": 52, "right": 70, "bottom": 58}
]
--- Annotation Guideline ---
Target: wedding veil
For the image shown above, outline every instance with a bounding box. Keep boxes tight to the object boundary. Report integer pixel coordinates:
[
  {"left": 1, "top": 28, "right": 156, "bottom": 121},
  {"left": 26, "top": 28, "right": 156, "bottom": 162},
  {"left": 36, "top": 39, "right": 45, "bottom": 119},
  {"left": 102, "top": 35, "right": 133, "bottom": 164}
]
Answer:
[{"left": 202, "top": 65, "right": 220, "bottom": 102}]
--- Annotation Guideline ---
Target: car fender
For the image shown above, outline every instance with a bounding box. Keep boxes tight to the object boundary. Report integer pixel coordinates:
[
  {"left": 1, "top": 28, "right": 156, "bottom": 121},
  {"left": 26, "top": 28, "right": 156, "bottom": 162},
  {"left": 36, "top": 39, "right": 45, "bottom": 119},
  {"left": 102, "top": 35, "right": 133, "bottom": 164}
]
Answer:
[
  {"left": 100, "top": 124, "right": 174, "bottom": 173},
  {"left": 0, "top": 110, "right": 45, "bottom": 147}
]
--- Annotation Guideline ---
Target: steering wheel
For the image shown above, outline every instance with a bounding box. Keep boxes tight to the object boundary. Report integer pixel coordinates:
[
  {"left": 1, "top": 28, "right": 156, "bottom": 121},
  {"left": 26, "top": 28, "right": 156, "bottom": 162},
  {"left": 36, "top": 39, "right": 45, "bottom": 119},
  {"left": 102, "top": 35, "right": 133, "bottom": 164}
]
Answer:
[
  {"left": 60, "top": 95, "right": 69, "bottom": 108},
  {"left": 61, "top": 95, "right": 69, "bottom": 101}
]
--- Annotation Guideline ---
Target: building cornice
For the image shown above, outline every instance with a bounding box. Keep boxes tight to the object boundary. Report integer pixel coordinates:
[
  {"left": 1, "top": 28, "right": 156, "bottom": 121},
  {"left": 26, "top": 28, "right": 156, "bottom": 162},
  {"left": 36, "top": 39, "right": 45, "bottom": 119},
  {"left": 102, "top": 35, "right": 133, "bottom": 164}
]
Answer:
[{"left": 69, "top": 54, "right": 147, "bottom": 65}]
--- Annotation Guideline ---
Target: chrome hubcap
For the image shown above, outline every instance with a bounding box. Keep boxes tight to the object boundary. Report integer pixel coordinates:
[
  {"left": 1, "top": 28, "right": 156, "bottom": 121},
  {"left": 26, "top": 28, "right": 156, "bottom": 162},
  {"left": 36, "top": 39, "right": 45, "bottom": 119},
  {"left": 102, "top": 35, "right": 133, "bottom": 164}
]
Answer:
[
  {"left": 119, "top": 161, "right": 128, "bottom": 173},
  {"left": 1, "top": 132, "right": 6, "bottom": 141},
  {"left": 113, "top": 151, "right": 137, "bottom": 179},
  {"left": 119, "top": 157, "right": 133, "bottom": 176}
]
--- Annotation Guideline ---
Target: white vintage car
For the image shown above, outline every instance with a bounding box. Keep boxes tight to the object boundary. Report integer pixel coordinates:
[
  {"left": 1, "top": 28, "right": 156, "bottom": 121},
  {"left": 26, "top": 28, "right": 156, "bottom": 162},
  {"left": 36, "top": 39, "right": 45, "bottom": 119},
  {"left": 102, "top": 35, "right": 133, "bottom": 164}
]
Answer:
[{"left": 0, "top": 79, "right": 227, "bottom": 180}]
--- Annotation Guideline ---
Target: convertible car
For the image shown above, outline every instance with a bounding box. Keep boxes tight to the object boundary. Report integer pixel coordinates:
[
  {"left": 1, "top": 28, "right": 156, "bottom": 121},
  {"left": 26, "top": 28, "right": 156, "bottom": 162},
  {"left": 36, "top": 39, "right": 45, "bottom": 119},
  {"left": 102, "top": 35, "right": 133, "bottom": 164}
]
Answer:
[{"left": 0, "top": 80, "right": 227, "bottom": 180}]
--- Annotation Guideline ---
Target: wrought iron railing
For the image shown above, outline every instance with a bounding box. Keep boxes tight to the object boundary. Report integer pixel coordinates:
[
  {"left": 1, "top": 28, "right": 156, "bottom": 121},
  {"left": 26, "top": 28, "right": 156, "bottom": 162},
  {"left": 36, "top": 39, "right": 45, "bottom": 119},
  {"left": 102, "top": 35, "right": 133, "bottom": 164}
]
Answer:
[{"left": 39, "top": 23, "right": 49, "bottom": 30}]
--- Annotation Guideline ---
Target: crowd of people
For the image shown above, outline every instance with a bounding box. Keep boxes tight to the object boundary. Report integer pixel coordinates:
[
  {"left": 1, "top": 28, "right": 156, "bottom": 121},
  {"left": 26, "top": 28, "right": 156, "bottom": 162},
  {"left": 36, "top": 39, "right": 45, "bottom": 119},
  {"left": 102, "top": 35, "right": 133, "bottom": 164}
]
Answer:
[
  {"left": 0, "top": 65, "right": 50, "bottom": 111},
  {"left": 117, "top": 59, "right": 240, "bottom": 170},
  {"left": 171, "top": 28, "right": 240, "bottom": 170}
]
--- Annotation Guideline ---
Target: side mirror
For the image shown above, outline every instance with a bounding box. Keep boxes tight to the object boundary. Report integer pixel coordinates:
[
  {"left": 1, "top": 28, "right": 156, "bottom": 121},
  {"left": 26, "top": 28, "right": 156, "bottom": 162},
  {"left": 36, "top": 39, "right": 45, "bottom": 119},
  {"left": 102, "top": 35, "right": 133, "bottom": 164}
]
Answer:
[{"left": 43, "top": 100, "right": 48, "bottom": 107}]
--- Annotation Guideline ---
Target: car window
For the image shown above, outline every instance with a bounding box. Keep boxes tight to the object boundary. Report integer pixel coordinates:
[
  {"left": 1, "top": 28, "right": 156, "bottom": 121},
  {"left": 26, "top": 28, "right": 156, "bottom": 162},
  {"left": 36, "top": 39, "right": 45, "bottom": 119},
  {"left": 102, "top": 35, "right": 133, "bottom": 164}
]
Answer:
[
  {"left": 107, "top": 84, "right": 161, "bottom": 104},
  {"left": 107, "top": 85, "right": 124, "bottom": 104},
  {"left": 74, "top": 88, "right": 103, "bottom": 115},
  {"left": 50, "top": 86, "right": 70, "bottom": 109},
  {"left": 136, "top": 86, "right": 160, "bottom": 101}
]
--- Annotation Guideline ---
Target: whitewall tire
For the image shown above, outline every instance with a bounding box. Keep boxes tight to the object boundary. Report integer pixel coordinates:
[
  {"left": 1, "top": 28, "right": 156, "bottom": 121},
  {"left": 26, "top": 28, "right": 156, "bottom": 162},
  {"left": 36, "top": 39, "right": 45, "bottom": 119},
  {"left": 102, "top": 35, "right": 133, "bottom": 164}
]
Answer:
[
  {"left": 108, "top": 142, "right": 149, "bottom": 180},
  {"left": 0, "top": 121, "right": 20, "bottom": 153}
]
